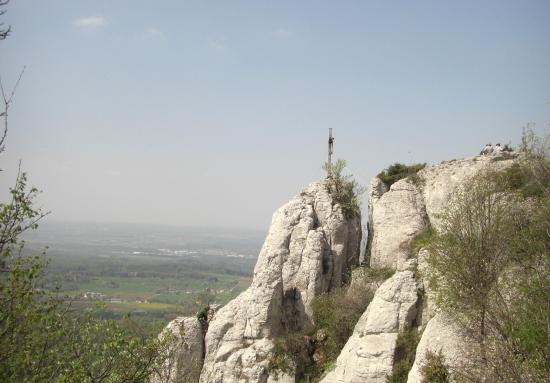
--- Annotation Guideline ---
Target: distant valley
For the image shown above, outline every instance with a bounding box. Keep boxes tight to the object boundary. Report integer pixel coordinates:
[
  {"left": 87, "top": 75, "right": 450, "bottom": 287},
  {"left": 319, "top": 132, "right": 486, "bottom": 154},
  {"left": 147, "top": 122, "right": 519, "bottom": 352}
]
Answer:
[{"left": 22, "top": 221, "right": 264, "bottom": 323}]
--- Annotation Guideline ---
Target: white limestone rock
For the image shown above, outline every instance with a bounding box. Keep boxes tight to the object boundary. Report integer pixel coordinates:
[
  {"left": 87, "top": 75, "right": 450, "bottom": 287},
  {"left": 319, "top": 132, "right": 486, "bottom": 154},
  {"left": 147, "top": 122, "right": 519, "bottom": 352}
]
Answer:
[
  {"left": 407, "top": 313, "right": 470, "bottom": 383},
  {"left": 418, "top": 155, "right": 517, "bottom": 231},
  {"left": 153, "top": 316, "right": 204, "bottom": 383},
  {"left": 321, "top": 271, "right": 419, "bottom": 383},
  {"left": 199, "top": 181, "right": 362, "bottom": 383},
  {"left": 368, "top": 179, "right": 427, "bottom": 270}
]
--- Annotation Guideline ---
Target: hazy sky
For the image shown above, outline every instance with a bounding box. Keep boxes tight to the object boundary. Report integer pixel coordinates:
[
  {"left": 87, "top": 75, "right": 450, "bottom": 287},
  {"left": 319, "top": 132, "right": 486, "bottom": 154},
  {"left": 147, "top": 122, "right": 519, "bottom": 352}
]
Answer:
[{"left": 1, "top": 1, "right": 549, "bottom": 230}]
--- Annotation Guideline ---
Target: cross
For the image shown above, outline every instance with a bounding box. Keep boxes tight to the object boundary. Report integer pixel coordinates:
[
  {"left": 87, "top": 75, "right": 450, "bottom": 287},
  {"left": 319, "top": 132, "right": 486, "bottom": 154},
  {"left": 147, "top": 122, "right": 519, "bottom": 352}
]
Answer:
[{"left": 328, "top": 128, "right": 334, "bottom": 177}]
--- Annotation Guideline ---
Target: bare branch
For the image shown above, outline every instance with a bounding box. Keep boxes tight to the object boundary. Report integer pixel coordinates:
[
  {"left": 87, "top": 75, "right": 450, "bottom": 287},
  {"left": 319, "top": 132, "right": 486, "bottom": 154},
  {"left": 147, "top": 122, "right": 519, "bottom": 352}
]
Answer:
[
  {"left": 0, "top": 66, "right": 26, "bottom": 153},
  {"left": 0, "top": 0, "right": 10, "bottom": 40}
]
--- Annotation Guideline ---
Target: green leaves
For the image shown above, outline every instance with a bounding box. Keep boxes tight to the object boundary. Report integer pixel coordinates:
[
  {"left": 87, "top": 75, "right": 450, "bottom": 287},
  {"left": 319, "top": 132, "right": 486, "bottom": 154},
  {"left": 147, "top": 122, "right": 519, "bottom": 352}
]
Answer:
[
  {"left": 0, "top": 169, "right": 171, "bottom": 382},
  {"left": 323, "top": 159, "right": 364, "bottom": 219},
  {"left": 377, "top": 163, "right": 426, "bottom": 188}
]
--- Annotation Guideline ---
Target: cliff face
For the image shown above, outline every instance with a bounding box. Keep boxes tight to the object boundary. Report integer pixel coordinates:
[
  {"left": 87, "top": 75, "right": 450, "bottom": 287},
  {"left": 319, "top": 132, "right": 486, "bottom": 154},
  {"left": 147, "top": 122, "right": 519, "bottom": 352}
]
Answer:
[
  {"left": 201, "top": 182, "right": 361, "bottom": 383},
  {"left": 368, "top": 155, "right": 516, "bottom": 270},
  {"left": 159, "top": 181, "right": 361, "bottom": 383},
  {"left": 158, "top": 154, "right": 518, "bottom": 383},
  {"left": 330, "top": 154, "right": 518, "bottom": 383}
]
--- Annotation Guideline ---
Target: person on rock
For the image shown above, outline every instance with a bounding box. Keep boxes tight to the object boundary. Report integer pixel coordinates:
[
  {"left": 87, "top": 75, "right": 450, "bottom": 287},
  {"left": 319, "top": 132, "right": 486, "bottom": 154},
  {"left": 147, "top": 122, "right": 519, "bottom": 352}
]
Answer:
[
  {"left": 480, "top": 143, "right": 493, "bottom": 155},
  {"left": 494, "top": 143, "right": 503, "bottom": 154}
]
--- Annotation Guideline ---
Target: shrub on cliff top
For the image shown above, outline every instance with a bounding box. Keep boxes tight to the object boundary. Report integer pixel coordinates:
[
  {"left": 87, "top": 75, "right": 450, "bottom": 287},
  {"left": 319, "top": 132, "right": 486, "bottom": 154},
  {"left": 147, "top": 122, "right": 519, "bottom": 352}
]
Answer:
[
  {"left": 378, "top": 163, "right": 426, "bottom": 187},
  {"left": 323, "top": 159, "right": 364, "bottom": 219}
]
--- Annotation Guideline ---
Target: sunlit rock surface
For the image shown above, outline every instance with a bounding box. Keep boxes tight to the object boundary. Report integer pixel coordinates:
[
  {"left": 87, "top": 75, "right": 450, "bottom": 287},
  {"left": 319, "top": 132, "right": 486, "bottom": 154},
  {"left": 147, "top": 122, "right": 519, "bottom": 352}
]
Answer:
[{"left": 199, "top": 181, "right": 361, "bottom": 383}]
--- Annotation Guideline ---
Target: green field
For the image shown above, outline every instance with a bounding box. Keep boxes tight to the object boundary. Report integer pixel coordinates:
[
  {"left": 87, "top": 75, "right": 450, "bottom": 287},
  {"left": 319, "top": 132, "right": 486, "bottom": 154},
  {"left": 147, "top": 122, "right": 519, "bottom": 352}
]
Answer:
[{"left": 46, "top": 253, "right": 255, "bottom": 322}]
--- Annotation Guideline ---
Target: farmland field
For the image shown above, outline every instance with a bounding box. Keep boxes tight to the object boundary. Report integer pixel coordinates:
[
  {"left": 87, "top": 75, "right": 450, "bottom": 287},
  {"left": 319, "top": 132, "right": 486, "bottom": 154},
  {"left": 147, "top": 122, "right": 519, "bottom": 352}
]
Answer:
[{"left": 23, "top": 221, "right": 263, "bottom": 323}]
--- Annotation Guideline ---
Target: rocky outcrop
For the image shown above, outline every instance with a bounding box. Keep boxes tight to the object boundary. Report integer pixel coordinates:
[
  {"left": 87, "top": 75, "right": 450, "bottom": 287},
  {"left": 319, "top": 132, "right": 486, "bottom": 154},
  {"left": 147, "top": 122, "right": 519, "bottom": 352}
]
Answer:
[
  {"left": 321, "top": 270, "right": 419, "bottom": 383},
  {"left": 198, "top": 181, "right": 361, "bottom": 383},
  {"left": 324, "top": 154, "right": 519, "bottom": 383},
  {"left": 407, "top": 313, "right": 471, "bottom": 383},
  {"left": 368, "top": 179, "right": 427, "bottom": 270},
  {"left": 154, "top": 317, "right": 205, "bottom": 383},
  {"left": 418, "top": 155, "right": 516, "bottom": 231}
]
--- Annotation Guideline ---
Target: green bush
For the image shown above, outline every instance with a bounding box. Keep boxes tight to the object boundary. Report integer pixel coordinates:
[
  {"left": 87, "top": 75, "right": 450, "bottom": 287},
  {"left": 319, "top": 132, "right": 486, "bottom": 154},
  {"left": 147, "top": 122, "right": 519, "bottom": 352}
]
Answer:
[
  {"left": 420, "top": 350, "right": 449, "bottom": 383},
  {"left": 409, "top": 226, "right": 435, "bottom": 254},
  {"left": 323, "top": 159, "right": 364, "bottom": 219},
  {"left": 311, "top": 288, "right": 371, "bottom": 362},
  {"left": 378, "top": 163, "right": 426, "bottom": 188},
  {"left": 360, "top": 265, "right": 395, "bottom": 282},
  {"left": 425, "top": 129, "right": 550, "bottom": 381},
  {"left": 268, "top": 333, "right": 310, "bottom": 376},
  {"left": 269, "top": 271, "right": 376, "bottom": 381},
  {"left": 386, "top": 328, "right": 420, "bottom": 383}
]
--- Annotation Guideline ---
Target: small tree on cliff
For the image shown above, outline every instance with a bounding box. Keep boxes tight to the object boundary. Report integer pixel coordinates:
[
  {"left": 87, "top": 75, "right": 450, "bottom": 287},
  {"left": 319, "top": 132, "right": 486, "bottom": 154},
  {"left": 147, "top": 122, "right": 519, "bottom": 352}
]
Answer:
[
  {"left": 323, "top": 159, "right": 363, "bottom": 219},
  {"left": 425, "top": 131, "right": 550, "bottom": 382}
]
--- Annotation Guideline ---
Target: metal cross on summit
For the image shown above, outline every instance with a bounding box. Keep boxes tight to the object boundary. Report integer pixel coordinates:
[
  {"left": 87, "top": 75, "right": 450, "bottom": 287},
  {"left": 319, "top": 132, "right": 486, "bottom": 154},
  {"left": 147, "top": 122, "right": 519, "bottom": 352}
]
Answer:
[{"left": 327, "top": 128, "right": 334, "bottom": 178}]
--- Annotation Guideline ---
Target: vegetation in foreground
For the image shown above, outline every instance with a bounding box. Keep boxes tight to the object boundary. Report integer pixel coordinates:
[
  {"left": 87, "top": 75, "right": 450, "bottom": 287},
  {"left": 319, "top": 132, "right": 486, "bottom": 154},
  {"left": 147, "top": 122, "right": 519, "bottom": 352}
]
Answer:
[
  {"left": 424, "top": 128, "right": 550, "bottom": 382},
  {"left": 0, "top": 171, "right": 178, "bottom": 382}
]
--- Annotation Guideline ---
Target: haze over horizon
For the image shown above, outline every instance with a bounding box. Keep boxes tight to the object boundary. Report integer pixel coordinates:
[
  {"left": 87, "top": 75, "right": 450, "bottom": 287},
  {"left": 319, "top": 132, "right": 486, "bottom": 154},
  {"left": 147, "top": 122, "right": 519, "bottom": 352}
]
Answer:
[{"left": 1, "top": 1, "right": 549, "bottom": 230}]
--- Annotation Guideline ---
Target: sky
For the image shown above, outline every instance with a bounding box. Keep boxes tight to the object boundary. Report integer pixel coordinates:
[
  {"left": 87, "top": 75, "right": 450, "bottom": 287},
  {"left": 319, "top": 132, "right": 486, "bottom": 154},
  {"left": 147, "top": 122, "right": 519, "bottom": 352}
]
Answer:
[{"left": 0, "top": 0, "right": 549, "bottom": 230}]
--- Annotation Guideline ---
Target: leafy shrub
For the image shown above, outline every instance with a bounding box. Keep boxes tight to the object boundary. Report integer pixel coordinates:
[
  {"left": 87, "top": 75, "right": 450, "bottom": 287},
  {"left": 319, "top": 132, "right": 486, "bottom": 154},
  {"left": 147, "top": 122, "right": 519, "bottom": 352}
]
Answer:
[
  {"left": 269, "top": 269, "right": 376, "bottom": 381},
  {"left": 409, "top": 226, "right": 435, "bottom": 254},
  {"left": 386, "top": 328, "right": 420, "bottom": 383},
  {"left": 420, "top": 350, "right": 449, "bottom": 383},
  {"left": 268, "top": 332, "right": 311, "bottom": 376},
  {"left": 323, "top": 159, "right": 364, "bottom": 219},
  {"left": 196, "top": 306, "right": 209, "bottom": 321},
  {"left": 499, "top": 162, "right": 549, "bottom": 198},
  {"left": 378, "top": 163, "right": 426, "bottom": 188},
  {"left": 312, "top": 289, "right": 371, "bottom": 362},
  {"left": 360, "top": 265, "right": 395, "bottom": 282},
  {"left": 425, "top": 130, "right": 550, "bottom": 382}
]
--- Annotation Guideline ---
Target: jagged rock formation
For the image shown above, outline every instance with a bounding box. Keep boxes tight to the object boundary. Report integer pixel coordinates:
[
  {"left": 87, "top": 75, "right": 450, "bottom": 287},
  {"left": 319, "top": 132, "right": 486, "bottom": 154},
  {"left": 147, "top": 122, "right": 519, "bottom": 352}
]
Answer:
[
  {"left": 419, "top": 156, "right": 516, "bottom": 231},
  {"left": 157, "top": 154, "right": 518, "bottom": 383},
  {"left": 326, "top": 154, "right": 518, "bottom": 383},
  {"left": 368, "top": 179, "right": 427, "bottom": 270},
  {"left": 321, "top": 270, "right": 419, "bottom": 383},
  {"left": 200, "top": 181, "right": 361, "bottom": 383},
  {"left": 154, "top": 317, "right": 205, "bottom": 383},
  {"left": 158, "top": 181, "right": 361, "bottom": 383}
]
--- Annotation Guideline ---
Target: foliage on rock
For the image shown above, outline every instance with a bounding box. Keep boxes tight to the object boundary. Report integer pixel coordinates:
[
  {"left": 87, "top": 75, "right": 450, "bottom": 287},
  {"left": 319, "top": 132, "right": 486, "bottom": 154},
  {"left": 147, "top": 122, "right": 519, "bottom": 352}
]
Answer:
[
  {"left": 420, "top": 350, "right": 449, "bottom": 383},
  {"left": 323, "top": 159, "right": 364, "bottom": 219},
  {"left": 377, "top": 163, "right": 426, "bottom": 188},
  {"left": 268, "top": 266, "right": 382, "bottom": 381},
  {"left": 0, "top": 173, "right": 171, "bottom": 382},
  {"left": 423, "top": 128, "right": 550, "bottom": 382},
  {"left": 386, "top": 328, "right": 421, "bottom": 383}
]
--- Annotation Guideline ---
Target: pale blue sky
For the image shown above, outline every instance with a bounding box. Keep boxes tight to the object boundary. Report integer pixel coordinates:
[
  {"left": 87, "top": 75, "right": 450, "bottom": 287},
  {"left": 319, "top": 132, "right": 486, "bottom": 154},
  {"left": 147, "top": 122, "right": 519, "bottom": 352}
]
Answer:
[{"left": 1, "top": 0, "right": 549, "bottom": 229}]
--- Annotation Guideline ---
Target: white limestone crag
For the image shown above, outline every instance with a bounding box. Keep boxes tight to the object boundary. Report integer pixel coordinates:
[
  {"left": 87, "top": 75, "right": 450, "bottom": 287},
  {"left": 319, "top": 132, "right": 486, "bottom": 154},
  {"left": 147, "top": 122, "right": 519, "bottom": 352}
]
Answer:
[
  {"left": 367, "top": 155, "right": 518, "bottom": 269},
  {"left": 153, "top": 316, "right": 205, "bottom": 383},
  {"left": 407, "top": 313, "right": 471, "bottom": 383},
  {"left": 321, "top": 270, "right": 419, "bottom": 383},
  {"left": 199, "top": 181, "right": 362, "bottom": 383},
  {"left": 418, "top": 155, "right": 517, "bottom": 231},
  {"left": 368, "top": 179, "right": 427, "bottom": 270}
]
